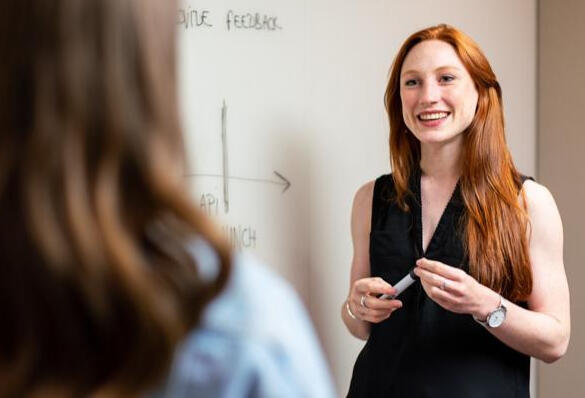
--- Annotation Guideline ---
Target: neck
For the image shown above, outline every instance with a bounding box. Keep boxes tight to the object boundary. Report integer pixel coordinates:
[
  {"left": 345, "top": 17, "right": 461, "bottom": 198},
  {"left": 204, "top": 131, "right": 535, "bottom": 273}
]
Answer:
[{"left": 419, "top": 140, "right": 463, "bottom": 181}]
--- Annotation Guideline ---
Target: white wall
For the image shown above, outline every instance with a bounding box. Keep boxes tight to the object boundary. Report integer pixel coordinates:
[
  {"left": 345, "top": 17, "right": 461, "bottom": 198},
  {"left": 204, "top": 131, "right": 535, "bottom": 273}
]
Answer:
[{"left": 177, "top": 0, "right": 537, "bottom": 395}]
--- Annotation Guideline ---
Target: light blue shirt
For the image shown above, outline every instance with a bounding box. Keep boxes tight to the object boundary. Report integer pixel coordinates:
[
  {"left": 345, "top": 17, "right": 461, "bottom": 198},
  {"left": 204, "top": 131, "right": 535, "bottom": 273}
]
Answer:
[{"left": 149, "top": 240, "right": 336, "bottom": 397}]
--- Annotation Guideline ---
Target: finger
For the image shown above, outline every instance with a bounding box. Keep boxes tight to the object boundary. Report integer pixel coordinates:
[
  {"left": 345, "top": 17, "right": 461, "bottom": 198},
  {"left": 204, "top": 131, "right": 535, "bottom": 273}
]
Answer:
[
  {"left": 360, "top": 307, "right": 400, "bottom": 323},
  {"left": 416, "top": 258, "right": 466, "bottom": 281},
  {"left": 351, "top": 279, "right": 373, "bottom": 298},
  {"left": 427, "top": 283, "right": 452, "bottom": 301},
  {"left": 367, "top": 277, "right": 396, "bottom": 296},
  {"left": 365, "top": 312, "right": 395, "bottom": 323},
  {"left": 355, "top": 305, "right": 385, "bottom": 319},
  {"left": 363, "top": 296, "right": 403, "bottom": 311},
  {"left": 420, "top": 277, "right": 451, "bottom": 298},
  {"left": 418, "top": 268, "right": 469, "bottom": 300},
  {"left": 415, "top": 267, "right": 450, "bottom": 290},
  {"left": 419, "top": 278, "right": 465, "bottom": 312},
  {"left": 356, "top": 277, "right": 395, "bottom": 296}
]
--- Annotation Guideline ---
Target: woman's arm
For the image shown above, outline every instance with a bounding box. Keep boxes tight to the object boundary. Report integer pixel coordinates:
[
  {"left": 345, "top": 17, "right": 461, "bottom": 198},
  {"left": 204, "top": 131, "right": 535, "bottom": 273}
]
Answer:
[
  {"left": 341, "top": 181, "right": 400, "bottom": 340},
  {"left": 415, "top": 180, "right": 570, "bottom": 362},
  {"left": 487, "top": 180, "right": 570, "bottom": 362}
]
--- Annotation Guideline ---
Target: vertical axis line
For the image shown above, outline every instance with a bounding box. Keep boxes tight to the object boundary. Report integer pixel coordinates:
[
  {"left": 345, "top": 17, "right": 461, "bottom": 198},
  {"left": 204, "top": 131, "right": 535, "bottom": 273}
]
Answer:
[{"left": 221, "top": 99, "right": 229, "bottom": 213}]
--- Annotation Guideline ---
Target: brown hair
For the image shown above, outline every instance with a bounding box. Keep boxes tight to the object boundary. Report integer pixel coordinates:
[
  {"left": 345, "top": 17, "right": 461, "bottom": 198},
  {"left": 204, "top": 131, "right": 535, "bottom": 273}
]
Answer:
[
  {"left": 0, "top": 0, "right": 231, "bottom": 396},
  {"left": 384, "top": 24, "right": 532, "bottom": 302}
]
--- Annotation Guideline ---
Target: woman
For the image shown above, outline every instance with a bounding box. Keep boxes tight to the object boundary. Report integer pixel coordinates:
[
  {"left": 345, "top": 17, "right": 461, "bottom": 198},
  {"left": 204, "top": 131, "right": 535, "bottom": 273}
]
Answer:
[
  {"left": 342, "top": 24, "right": 570, "bottom": 397},
  {"left": 0, "top": 0, "right": 334, "bottom": 397}
]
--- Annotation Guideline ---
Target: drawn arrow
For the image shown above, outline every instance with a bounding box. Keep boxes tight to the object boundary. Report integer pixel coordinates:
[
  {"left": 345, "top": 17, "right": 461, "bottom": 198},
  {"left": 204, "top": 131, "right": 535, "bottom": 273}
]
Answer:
[
  {"left": 272, "top": 171, "right": 291, "bottom": 193},
  {"left": 187, "top": 171, "right": 292, "bottom": 193},
  {"left": 191, "top": 100, "right": 290, "bottom": 215}
]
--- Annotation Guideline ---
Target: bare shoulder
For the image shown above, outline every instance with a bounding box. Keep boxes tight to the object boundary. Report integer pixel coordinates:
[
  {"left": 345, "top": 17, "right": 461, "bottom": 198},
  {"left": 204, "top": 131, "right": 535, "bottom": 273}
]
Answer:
[
  {"left": 351, "top": 180, "right": 375, "bottom": 235},
  {"left": 522, "top": 180, "right": 561, "bottom": 222},
  {"left": 353, "top": 180, "right": 375, "bottom": 209},
  {"left": 521, "top": 180, "right": 563, "bottom": 249}
]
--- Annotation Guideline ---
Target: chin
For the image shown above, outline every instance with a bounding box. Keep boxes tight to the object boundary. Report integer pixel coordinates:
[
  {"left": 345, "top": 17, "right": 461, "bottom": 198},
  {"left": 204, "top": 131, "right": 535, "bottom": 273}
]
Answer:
[{"left": 412, "top": 129, "right": 462, "bottom": 146}]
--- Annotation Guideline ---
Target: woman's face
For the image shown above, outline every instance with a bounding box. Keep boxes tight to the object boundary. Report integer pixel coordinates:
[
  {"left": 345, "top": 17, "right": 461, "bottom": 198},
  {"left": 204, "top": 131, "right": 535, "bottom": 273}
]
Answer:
[{"left": 400, "top": 40, "right": 478, "bottom": 146}]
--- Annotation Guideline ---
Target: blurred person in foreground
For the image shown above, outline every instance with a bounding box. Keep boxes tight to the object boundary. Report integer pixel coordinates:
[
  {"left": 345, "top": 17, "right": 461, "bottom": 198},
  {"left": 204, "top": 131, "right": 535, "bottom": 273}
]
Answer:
[{"left": 0, "top": 0, "right": 335, "bottom": 397}]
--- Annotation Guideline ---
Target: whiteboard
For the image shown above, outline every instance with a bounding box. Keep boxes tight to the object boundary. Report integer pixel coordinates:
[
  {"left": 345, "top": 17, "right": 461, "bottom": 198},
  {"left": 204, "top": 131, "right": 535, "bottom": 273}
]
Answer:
[
  {"left": 177, "top": 0, "right": 537, "bottom": 394},
  {"left": 178, "top": 1, "right": 311, "bottom": 299}
]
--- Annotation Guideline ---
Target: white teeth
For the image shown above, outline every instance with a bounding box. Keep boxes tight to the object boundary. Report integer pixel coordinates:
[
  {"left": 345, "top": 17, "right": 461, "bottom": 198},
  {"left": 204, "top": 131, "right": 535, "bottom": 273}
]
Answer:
[{"left": 418, "top": 112, "right": 448, "bottom": 121}]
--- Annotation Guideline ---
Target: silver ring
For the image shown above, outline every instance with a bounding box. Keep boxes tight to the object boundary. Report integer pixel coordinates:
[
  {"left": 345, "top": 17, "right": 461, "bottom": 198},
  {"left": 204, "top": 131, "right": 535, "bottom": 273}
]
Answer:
[
  {"left": 440, "top": 280, "right": 447, "bottom": 291},
  {"left": 360, "top": 294, "right": 368, "bottom": 308}
]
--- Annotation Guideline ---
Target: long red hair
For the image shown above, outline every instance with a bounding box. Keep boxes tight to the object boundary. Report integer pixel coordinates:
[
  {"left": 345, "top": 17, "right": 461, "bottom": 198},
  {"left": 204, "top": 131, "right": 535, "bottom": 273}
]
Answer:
[{"left": 385, "top": 24, "right": 532, "bottom": 302}]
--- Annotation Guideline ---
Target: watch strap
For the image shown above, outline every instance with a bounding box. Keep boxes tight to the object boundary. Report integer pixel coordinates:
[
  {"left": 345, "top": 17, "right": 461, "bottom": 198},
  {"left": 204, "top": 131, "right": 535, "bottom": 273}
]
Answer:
[{"left": 473, "top": 295, "right": 505, "bottom": 328}]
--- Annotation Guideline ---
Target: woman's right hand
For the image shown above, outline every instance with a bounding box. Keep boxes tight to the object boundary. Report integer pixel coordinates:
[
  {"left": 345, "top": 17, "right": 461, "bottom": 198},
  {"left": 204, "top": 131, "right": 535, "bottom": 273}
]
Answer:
[{"left": 348, "top": 277, "right": 403, "bottom": 323}]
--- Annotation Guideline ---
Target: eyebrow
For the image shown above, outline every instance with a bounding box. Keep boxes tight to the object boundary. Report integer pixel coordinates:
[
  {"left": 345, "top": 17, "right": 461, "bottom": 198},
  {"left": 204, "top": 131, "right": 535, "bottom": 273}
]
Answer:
[{"left": 401, "top": 65, "right": 464, "bottom": 77}]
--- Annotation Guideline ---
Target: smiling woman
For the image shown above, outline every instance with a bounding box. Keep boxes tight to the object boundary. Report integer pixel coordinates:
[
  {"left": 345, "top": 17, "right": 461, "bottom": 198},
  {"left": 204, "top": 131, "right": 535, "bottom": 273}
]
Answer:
[
  {"left": 342, "top": 24, "right": 570, "bottom": 397},
  {"left": 399, "top": 40, "right": 478, "bottom": 146}
]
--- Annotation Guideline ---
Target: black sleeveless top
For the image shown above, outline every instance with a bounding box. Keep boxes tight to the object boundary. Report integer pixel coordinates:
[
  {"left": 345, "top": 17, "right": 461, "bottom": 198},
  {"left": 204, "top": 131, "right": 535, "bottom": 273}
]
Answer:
[{"left": 347, "top": 171, "right": 530, "bottom": 398}]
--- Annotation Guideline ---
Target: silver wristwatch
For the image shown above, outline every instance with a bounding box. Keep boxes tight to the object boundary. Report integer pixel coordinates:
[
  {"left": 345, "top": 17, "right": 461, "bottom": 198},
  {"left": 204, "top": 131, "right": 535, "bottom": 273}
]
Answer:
[{"left": 473, "top": 295, "right": 507, "bottom": 328}]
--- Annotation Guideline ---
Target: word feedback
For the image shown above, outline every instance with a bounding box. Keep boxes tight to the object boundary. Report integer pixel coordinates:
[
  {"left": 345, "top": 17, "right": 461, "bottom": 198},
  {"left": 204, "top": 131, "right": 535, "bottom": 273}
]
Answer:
[
  {"left": 225, "top": 11, "right": 281, "bottom": 31},
  {"left": 178, "top": 7, "right": 282, "bottom": 32}
]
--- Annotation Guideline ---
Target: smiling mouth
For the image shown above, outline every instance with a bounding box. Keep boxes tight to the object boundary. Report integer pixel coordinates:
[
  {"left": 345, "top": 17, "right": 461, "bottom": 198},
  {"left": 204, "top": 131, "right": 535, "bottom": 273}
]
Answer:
[{"left": 417, "top": 112, "right": 450, "bottom": 121}]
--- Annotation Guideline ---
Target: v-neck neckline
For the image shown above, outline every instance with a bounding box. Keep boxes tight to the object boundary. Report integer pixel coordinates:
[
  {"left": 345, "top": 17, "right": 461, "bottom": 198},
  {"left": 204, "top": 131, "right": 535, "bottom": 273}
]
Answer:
[{"left": 411, "top": 167, "right": 460, "bottom": 258}]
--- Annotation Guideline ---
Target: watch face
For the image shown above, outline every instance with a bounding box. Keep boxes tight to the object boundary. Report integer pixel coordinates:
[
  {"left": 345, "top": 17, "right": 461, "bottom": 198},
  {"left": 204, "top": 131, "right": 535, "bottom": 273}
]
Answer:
[{"left": 488, "top": 308, "right": 506, "bottom": 328}]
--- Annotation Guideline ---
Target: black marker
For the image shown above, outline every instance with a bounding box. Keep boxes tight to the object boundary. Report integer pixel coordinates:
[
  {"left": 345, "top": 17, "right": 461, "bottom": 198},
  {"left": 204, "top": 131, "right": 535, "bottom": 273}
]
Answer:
[{"left": 378, "top": 268, "right": 419, "bottom": 300}]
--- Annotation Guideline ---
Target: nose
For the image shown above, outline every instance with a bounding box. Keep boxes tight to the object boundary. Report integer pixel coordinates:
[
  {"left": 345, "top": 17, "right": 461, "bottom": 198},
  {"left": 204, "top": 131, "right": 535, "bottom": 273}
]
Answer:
[{"left": 419, "top": 80, "right": 441, "bottom": 106}]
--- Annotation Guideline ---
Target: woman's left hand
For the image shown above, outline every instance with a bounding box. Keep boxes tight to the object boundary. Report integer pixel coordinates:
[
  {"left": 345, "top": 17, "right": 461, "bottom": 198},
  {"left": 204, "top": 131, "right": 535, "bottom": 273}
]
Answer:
[{"left": 413, "top": 258, "right": 499, "bottom": 319}]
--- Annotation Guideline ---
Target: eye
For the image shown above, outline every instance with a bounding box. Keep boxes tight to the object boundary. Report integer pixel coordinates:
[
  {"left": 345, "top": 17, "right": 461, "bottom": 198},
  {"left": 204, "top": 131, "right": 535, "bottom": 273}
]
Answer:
[
  {"left": 439, "top": 74, "right": 455, "bottom": 83},
  {"left": 404, "top": 79, "right": 418, "bottom": 87}
]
